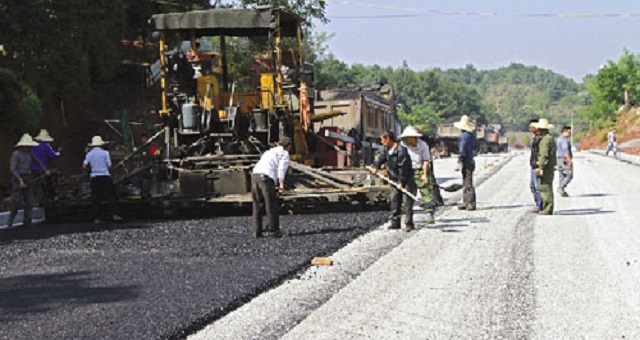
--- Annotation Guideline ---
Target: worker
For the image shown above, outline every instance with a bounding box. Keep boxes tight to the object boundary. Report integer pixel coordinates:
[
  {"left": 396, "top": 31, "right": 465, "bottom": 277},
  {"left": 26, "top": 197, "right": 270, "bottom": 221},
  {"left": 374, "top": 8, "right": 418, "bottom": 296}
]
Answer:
[
  {"left": 454, "top": 115, "right": 477, "bottom": 211},
  {"left": 31, "top": 129, "right": 60, "bottom": 206},
  {"left": 557, "top": 126, "right": 573, "bottom": 197},
  {"left": 7, "top": 134, "right": 49, "bottom": 228},
  {"left": 416, "top": 127, "right": 444, "bottom": 207},
  {"left": 529, "top": 119, "right": 543, "bottom": 212},
  {"left": 83, "top": 135, "right": 123, "bottom": 224},
  {"left": 400, "top": 126, "right": 435, "bottom": 226},
  {"left": 371, "top": 130, "right": 414, "bottom": 231},
  {"left": 250, "top": 136, "right": 292, "bottom": 238},
  {"left": 605, "top": 127, "right": 617, "bottom": 156},
  {"left": 534, "top": 119, "right": 557, "bottom": 215}
]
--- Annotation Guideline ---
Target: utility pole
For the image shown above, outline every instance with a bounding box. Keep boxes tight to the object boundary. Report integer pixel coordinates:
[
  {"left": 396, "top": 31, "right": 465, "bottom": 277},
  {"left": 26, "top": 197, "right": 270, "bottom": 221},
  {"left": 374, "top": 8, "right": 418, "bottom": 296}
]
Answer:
[{"left": 571, "top": 111, "right": 574, "bottom": 144}]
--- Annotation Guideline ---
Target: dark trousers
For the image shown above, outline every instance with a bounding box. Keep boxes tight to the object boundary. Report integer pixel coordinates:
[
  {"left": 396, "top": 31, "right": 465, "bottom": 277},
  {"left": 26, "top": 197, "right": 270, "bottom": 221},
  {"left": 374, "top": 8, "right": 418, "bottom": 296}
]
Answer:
[
  {"left": 462, "top": 163, "right": 476, "bottom": 208},
  {"left": 32, "top": 170, "right": 52, "bottom": 207},
  {"left": 389, "top": 179, "right": 415, "bottom": 227},
  {"left": 91, "top": 176, "right": 117, "bottom": 220},
  {"left": 431, "top": 161, "right": 444, "bottom": 205},
  {"left": 251, "top": 174, "right": 279, "bottom": 235},
  {"left": 539, "top": 168, "right": 555, "bottom": 214},
  {"left": 9, "top": 174, "right": 34, "bottom": 224}
]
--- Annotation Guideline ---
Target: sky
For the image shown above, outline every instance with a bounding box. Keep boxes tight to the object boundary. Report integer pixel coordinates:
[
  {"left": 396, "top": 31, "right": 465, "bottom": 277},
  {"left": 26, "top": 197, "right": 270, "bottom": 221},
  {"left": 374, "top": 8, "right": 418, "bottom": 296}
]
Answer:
[{"left": 320, "top": 0, "right": 640, "bottom": 82}]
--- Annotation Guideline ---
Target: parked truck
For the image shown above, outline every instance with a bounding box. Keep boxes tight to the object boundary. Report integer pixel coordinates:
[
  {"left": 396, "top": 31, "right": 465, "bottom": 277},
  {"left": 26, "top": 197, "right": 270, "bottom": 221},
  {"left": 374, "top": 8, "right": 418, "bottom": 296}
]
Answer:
[{"left": 437, "top": 117, "right": 508, "bottom": 157}]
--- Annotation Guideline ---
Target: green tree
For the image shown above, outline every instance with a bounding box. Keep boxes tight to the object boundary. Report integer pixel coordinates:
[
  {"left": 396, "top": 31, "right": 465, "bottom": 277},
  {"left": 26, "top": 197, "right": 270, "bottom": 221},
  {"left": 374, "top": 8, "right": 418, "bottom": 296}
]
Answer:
[{"left": 0, "top": 68, "right": 43, "bottom": 134}]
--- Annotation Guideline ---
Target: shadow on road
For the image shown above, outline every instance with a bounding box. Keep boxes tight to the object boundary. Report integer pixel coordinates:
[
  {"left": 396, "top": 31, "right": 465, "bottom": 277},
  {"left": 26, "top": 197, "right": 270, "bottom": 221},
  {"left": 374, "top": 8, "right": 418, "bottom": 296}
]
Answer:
[
  {"left": 425, "top": 223, "right": 468, "bottom": 231},
  {"left": 554, "top": 208, "right": 615, "bottom": 215},
  {"left": 481, "top": 204, "right": 527, "bottom": 210},
  {"left": 0, "top": 271, "right": 141, "bottom": 322},
  {"left": 576, "top": 193, "right": 610, "bottom": 198},
  {"left": 436, "top": 217, "right": 490, "bottom": 224}
]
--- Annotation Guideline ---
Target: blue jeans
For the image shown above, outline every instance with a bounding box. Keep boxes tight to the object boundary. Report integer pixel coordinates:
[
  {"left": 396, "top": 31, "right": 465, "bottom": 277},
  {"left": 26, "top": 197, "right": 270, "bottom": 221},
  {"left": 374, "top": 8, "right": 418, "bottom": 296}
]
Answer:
[
  {"left": 530, "top": 169, "right": 543, "bottom": 211},
  {"left": 605, "top": 142, "right": 617, "bottom": 156}
]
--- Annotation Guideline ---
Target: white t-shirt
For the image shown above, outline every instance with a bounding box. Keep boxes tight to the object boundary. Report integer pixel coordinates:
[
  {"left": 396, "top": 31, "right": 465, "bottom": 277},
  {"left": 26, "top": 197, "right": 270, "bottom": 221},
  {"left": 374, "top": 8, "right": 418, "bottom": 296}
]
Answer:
[
  {"left": 252, "top": 146, "right": 290, "bottom": 182},
  {"left": 402, "top": 139, "right": 431, "bottom": 170}
]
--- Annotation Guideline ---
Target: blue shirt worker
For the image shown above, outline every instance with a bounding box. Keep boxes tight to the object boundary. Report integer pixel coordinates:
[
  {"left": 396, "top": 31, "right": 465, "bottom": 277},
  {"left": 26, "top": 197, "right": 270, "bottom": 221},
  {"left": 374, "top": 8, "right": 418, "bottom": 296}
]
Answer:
[
  {"left": 7, "top": 134, "right": 48, "bottom": 228},
  {"left": 557, "top": 126, "right": 573, "bottom": 197},
  {"left": 250, "top": 136, "right": 291, "bottom": 238},
  {"left": 83, "top": 136, "right": 123, "bottom": 224},
  {"left": 455, "top": 115, "right": 477, "bottom": 211}
]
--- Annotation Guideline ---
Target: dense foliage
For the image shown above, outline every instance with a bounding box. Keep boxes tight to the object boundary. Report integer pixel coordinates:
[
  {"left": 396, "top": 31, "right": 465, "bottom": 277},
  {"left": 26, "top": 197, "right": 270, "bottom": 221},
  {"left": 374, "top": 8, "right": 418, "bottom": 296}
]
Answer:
[
  {"left": 312, "top": 47, "right": 585, "bottom": 133},
  {"left": 583, "top": 50, "right": 640, "bottom": 128},
  {"left": 0, "top": 0, "right": 210, "bottom": 133},
  {"left": 0, "top": 0, "right": 598, "bottom": 138},
  {"left": 1, "top": 0, "right": 325, "bottom": 133}
]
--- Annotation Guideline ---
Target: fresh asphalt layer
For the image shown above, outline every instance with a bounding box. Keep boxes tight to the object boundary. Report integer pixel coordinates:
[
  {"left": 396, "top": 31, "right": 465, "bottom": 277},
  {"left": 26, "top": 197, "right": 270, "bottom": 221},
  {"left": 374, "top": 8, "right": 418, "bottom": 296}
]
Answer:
[
  {"left": 0, "top": 154, "right": 509, "bottom": 340},
  {"left": 0, "top": 211, "right": 389, "bottom": 340}
]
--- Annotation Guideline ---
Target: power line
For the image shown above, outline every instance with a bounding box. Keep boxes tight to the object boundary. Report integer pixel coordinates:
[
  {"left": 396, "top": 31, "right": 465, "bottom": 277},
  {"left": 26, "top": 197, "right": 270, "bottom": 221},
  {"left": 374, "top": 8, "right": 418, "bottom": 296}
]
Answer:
[{"left": 327, "top": 0, "right": 640, "bottom": 19}]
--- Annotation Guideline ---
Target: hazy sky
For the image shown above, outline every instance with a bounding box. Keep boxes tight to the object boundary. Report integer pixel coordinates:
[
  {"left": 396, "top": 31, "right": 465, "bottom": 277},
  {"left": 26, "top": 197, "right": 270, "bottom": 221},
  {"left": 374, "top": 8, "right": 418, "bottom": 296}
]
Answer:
[{"left": 320, "top": 0, "right": 640, "bottom": 82}]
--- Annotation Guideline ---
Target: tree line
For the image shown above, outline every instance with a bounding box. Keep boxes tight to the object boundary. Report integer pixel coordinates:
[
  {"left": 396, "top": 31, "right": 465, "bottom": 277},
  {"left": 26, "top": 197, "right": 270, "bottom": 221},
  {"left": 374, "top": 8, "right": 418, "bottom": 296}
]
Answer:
[{"left": 0, "top": 0, "right": 628, "bottom": 138}]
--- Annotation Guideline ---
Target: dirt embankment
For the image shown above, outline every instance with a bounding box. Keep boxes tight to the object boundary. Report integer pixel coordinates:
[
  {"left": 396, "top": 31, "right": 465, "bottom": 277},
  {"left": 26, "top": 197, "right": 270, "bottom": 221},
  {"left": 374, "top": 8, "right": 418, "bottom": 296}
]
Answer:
[{"left": 579, "top": 107, "right": 640, "bottom": 155}]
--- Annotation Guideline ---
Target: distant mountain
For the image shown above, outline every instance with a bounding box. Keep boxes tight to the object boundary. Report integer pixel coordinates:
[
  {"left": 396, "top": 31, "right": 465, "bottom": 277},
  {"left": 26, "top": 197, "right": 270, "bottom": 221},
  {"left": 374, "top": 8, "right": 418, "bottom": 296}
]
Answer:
[{"left": 436, "top": 63, "right": 587, "bottom": 131}]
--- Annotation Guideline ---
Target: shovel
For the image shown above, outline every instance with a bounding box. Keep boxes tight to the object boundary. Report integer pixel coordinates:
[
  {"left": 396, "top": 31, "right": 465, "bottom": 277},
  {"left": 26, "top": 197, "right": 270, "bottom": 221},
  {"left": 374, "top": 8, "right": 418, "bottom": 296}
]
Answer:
[
  {"left": 12, "top": 173, "right": 50, "bottom": 192},
  {"left": 369, "top": 170, "right": 436, "bottom": 209},
  {"left": 438, "top": 183, "right": 464, "bottom": 192}
]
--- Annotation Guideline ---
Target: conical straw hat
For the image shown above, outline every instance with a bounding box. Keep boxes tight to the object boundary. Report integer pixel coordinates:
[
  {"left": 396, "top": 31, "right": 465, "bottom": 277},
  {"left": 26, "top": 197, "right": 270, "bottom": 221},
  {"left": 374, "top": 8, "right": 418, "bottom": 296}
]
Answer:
[
  {"left": 34, "top": 129, "right": 54, "bottom": 142},
  {"left": 400, "top": 126, "right": 422, "bottom": 138},
  {"left": 88, "top": 135, "right": 109, "bottom": 147},
  {"left": 15, "top": 134, "right": 39, "bottom": 147},
  {"left": 454, "top": 115, "right": 475, "bottom": 132}
]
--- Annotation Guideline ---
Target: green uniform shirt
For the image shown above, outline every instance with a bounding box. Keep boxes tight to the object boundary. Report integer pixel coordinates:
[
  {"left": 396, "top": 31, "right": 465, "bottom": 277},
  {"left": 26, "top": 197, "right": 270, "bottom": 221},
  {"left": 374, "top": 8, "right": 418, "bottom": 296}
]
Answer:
[{"left": 537, "top": 134, "right": 557, "bottom": 172}]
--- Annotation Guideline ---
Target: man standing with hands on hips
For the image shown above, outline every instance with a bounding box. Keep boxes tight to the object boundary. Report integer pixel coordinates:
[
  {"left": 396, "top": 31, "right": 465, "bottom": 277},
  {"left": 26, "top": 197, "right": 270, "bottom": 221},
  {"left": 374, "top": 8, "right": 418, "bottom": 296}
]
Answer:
[{"left": 250, "top": 136, "right": 292, "bottom": 238}]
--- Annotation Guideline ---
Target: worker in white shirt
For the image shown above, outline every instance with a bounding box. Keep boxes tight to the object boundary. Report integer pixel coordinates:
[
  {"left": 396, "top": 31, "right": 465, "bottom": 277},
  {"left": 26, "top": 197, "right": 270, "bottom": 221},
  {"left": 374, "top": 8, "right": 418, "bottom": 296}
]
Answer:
[{"left": 250, "top": 136, "right": 292, "bottom": 238}]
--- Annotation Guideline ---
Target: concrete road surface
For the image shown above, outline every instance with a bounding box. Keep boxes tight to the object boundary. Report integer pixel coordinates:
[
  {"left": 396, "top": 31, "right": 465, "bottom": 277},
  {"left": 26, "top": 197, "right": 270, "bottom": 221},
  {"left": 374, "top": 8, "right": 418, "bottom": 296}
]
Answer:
[{"left": 192, "top": 152, "right": 640, "bottom": 339}]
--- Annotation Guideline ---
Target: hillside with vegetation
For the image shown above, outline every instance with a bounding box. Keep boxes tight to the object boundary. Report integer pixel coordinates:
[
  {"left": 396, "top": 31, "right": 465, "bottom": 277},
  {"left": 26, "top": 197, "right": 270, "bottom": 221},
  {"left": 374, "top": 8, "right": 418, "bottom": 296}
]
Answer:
[
  {"left": 439, "top": 64, "right": 588, "bottom": 131},
  {"left": 313, "top": 47, "right": 587, "bottom": 135}
]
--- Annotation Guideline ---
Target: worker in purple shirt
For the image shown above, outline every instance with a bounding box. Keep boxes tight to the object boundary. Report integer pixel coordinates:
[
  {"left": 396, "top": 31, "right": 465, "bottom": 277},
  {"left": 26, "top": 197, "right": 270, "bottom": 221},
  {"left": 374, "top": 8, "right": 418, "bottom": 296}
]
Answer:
[{"left": 31, "top": 129, "right": 61, "bottom": 206}]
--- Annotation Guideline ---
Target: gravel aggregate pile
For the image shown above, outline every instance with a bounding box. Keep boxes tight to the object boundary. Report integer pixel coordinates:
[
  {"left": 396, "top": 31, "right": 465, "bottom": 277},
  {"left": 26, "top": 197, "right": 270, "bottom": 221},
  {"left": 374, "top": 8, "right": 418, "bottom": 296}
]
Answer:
[{"left": 0, "top": 211, "right": 387, "bottom": 340}]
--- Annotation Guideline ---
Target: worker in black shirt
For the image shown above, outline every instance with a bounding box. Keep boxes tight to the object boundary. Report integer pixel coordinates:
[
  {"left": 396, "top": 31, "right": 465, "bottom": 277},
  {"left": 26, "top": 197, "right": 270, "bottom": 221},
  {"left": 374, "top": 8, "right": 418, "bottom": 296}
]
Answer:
[{"left": 371, "top": 130, "right": 415, "bottom": 231}]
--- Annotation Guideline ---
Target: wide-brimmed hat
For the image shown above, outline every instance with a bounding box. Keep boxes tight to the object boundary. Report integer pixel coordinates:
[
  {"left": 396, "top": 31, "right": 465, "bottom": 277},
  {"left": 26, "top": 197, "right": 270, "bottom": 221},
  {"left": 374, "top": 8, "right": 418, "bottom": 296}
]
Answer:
[
  {"left": 454, "top": 115, "right": 475, "bottom": 132},
  {"left": 400, "top": 126, "right": 422, "bottom": 138},
  {"left": 15, "top": 134, "right": 39, "bottom": 147},
  {"left": 88, "top": 135, "right": 109, "bottom": 147},
  {"left": 532, "top": 119, "right": 554, "bottom": 130},
  {"left": 34, "top": 129, "right": 54, "bottom": 142}
]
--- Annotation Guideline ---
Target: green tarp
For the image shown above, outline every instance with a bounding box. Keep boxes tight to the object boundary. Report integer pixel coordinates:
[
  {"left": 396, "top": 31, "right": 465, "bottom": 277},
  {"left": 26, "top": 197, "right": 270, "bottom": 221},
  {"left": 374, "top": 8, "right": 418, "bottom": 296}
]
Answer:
[{"left": 149, "top": 7, "right": 301, "bottom": 37}]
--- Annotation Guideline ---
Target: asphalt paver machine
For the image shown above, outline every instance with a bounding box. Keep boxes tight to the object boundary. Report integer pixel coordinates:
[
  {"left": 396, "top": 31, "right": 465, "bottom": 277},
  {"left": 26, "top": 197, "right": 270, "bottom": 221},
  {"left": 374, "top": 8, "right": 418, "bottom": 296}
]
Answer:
[{"left": 143, "top": 6, "right": 389, "bottom": 213}]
